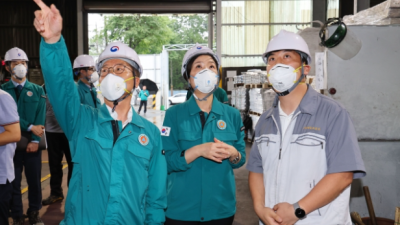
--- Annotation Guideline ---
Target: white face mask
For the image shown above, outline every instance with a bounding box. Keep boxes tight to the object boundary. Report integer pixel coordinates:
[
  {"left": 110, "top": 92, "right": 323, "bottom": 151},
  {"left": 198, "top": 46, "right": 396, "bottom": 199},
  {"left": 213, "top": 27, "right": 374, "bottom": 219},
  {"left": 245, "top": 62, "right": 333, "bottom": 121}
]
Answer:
[
  {"left": 267, "top": 63, "right": 302, "bottom": 93},
  {"left": 13, "top": 64, "right": 27, "bottom": 79},
  {"left": 89, "top": 71, "right": 99, "bottom": 84},
  {"left": 99, "top": 74, "right": 133, "bottom": 101},
  {"left": 191, "top": 69, "right": 219, "bottom": 94}
]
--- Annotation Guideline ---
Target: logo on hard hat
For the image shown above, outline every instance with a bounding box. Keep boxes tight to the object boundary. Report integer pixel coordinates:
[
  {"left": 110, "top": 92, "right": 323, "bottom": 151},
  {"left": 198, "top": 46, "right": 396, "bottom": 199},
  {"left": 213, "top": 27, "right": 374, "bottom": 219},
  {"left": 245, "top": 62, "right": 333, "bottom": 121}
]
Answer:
[
  {"left": 110, "top": 46, "right": 119, "bottom": 52},
  {"left": 18, "top": 53, "right": 21, "bottom": 56},
  {"left": 197, "top": 46, "right": 202, "bottom": 50}
]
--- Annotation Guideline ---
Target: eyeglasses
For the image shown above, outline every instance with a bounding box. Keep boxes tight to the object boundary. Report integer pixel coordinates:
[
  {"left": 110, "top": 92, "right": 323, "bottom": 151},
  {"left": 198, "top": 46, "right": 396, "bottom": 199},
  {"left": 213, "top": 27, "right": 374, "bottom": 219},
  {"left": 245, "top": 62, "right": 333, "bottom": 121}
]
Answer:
[{"left": 100, "top": 64, "right": 131, "bottom": 77}]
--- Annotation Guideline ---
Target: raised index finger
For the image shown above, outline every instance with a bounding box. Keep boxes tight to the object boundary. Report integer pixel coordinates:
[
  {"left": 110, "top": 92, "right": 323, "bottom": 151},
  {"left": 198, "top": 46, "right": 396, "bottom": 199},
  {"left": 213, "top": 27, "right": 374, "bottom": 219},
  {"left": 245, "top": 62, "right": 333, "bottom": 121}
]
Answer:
[{"left": 34, "top": 0, "right": 50, "bottom": 10}]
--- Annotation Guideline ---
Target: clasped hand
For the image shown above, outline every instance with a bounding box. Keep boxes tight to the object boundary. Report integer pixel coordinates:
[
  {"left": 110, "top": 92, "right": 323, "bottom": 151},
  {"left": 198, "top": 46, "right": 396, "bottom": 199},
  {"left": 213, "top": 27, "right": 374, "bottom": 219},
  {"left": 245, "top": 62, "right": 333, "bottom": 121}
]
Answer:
[
  {"left": 200, "top": 138, "right": 237, "bottom": 163},
  {"left": 257, "top": 203, "right": 299, "bottom": 225}
]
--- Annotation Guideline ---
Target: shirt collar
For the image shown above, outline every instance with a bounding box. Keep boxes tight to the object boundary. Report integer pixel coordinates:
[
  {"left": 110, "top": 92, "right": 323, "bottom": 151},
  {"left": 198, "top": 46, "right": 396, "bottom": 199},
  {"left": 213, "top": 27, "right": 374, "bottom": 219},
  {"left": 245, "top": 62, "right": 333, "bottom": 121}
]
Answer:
[
  {"left": 296, "top": 85, "right": 320, "bottom": 116},
  {"left": 278, "top": 102, "right": 294, "bottom": 117},
  {"left": 188, "top": 94, "right": 223, "bottom": 116},
  {"left": 11, "top": 79, "right": 27, "bottom": 87},
  {"left": 267, "top": 84, "right": 319, "bottom": 119},
  {"left": 98, "top": 103, "right": 144, "bottom": 128}
]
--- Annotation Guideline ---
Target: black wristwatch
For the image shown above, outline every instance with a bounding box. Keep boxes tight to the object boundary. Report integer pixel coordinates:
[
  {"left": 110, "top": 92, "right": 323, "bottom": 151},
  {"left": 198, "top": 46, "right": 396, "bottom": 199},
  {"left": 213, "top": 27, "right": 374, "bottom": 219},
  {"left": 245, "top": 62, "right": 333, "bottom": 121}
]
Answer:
[{"left": 293, "top": 202, "right": 306, "bottom": 219}]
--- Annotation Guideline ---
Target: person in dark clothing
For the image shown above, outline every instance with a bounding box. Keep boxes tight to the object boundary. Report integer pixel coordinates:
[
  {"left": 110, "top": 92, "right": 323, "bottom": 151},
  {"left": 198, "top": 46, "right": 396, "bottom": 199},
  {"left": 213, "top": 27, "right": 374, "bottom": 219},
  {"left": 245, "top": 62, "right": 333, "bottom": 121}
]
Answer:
[
  {"left": 41, "top": 84, "right": 73, "bottom": 206},
  {"left": 138, "top": 85, "right": 150, "bottom": 114}
]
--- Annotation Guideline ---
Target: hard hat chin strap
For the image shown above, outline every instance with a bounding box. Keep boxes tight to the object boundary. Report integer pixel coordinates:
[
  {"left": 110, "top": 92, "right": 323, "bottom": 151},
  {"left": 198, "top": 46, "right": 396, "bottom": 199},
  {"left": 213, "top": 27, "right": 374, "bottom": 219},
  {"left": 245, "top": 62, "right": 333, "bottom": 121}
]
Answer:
[
  {"left": 275, "top": 65, "right": 306, "bottom": 97},
  {"left": 13, "top": 75, "right": 23, "bottom": 81},
  {"left": 192, "top": 87, "right": 217, "bottom": 101}
]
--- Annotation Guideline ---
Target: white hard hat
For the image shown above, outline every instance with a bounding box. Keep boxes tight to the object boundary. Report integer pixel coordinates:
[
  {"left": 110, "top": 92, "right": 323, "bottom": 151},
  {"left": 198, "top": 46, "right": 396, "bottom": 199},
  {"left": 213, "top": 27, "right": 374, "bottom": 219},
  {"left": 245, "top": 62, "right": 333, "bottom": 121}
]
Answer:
[
  {"left": 181, "top": 44, "right": 220, "bottom": 79},
  {"left": 4, "top": 47, "right": 29, "bottom": 62},
  {"left": 262, "top": 29, "right": 312, "bottom": 64},
  {"left": 97, "top": 41, "right": 143, "bottom": 77},
  {"left": 73, "top": 55, "right": 95, "bottom": 69}
]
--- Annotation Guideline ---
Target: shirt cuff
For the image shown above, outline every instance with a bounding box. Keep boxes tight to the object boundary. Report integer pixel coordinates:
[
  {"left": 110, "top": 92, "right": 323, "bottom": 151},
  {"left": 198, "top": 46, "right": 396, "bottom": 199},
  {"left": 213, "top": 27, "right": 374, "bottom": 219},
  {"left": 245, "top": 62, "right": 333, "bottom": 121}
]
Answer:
[
  {"left": 31, "top": 140, "right": 39, "bottom": 143},
  {"left": 27, "top": 124, "right": 33, "bottom": 131}
]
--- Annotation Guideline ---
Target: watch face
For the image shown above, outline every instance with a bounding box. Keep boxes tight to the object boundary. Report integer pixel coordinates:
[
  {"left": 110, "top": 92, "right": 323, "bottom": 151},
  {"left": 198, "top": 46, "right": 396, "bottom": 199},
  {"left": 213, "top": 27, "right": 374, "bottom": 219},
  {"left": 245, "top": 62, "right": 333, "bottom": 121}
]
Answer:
[{"left": 295, "top": 208, "right": 306, "bottom": 218}]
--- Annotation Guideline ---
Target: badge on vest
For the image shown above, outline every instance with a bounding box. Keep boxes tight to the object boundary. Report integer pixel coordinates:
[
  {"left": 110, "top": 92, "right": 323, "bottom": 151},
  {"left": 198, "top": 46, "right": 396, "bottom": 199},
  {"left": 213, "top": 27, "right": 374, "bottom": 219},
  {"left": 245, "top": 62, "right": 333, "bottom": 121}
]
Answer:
[
  {"left": 27, "top": 91, "right": 33, "bottom": 97},
  {"left": 217, "top": 120, "right": 226, "bottom": 130},
  {"left": 160, "top": 126, "right": 171, "bottom": 136},
  {"left": 138, "top": 134, "right": 149, "bottom": 146}
]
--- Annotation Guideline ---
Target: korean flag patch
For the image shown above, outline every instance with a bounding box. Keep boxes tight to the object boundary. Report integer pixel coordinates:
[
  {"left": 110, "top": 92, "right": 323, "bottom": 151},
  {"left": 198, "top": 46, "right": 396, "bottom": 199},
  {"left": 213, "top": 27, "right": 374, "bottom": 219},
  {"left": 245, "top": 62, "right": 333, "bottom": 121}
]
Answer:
[{"left": 161, "top": 126, "right": 171, "bottom": 136}]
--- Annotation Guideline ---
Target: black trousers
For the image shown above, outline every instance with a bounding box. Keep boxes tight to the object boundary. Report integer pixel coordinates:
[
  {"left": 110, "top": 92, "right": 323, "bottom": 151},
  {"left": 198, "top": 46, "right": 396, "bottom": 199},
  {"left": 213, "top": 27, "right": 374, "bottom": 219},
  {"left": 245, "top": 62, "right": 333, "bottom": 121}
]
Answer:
[
  {"left": 0, "top": 180, "right": 12, "bottom": 224},
  {"left": 46, "top": 132, "right": 73, "bottom": 197},
  {"left": 11, "top": 150, "right": 42, "bottom": 217},
  {"left": 138, "top": 100, "right": 148, "bottom": 113},
  {"left": 165, "top": 216, "right": 235, "bottom": 225}
]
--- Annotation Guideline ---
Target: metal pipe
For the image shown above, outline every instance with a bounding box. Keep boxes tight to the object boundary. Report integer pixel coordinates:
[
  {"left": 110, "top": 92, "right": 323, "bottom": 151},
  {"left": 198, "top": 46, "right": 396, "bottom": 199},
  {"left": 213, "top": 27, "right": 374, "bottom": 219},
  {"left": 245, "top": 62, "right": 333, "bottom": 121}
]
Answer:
[
  {"left": 77, "top": 0, "right": 84, "bottom": 55},
  {"left": 216, "top": 0, "right": 222, "bottom": 59},
  {"left": 208, "top": 12, "right": 214, "bottom": 49},
  {"left": 354, "top": 0, "right": 358, "bottom": 14},
  {"left": 222, "top": 22, "right": 312, "bottom": 26}
]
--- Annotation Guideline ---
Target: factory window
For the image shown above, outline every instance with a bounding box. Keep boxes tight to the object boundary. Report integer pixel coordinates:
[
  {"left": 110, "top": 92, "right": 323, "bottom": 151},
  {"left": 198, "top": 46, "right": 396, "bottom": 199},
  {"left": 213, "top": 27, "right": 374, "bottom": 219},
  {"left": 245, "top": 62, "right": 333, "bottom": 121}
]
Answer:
[{"left": 221, "top": 0, "right": 312, "bottom": 67}]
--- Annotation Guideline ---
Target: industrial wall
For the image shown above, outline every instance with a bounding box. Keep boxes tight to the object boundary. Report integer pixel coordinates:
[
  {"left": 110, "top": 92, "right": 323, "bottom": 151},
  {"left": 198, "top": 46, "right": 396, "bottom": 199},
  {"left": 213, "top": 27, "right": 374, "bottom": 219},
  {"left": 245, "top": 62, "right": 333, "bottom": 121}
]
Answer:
[{"left": 0, "top": 0, "right": 78, "bottom": 83}]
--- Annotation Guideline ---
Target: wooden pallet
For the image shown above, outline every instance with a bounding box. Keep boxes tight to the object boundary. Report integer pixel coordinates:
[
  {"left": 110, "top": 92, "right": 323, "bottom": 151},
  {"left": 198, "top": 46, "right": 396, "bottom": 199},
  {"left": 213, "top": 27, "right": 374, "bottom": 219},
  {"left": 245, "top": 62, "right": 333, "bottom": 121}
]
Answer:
[
  {"left": 247, "top": 84, "right": 262, "bottom": 88},
  {"left": 249, "top": 111, "right": 262, "bottom": 116},
  {"left": 234, "top": 83, "right": 244, "bottom": 87},
  {"left": 256, "top": 83, "right": 270, "bottom": 89},
  {"left": 246, "top": 83, "right": 272, "bottom": 89}
]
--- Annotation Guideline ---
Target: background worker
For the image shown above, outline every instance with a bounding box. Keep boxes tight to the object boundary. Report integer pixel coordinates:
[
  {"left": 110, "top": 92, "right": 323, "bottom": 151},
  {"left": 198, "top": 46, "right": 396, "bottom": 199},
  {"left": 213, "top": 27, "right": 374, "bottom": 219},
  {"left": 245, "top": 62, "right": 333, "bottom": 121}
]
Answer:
[
  {"left": 41, "top": 84, "right": 72, "bottom": 206},
  {"left": 73, "top": 54, "right": 101, "bottom": 108},
  {"left": 1, "top": 47, "right": 46, "bottom": 225},
  {"left": 138, "top": 85, "right": 149, "bottom": 114}
]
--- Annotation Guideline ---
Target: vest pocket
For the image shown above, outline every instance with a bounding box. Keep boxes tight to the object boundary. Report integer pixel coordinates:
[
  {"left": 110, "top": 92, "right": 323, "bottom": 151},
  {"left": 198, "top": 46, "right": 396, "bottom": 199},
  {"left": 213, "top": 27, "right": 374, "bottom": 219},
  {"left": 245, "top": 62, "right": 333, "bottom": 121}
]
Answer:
[
  {"left": 177, "top": 131, "right": 202, "bottom": 150},
  {"left": 214, "top": 131, "right": 237, "bottom": 145},
  {"left": 291, "top": 133, "right": 325, "bottom": 150},
  {"left": 85, "top": 131, "right": 113, "bottom": 149}
]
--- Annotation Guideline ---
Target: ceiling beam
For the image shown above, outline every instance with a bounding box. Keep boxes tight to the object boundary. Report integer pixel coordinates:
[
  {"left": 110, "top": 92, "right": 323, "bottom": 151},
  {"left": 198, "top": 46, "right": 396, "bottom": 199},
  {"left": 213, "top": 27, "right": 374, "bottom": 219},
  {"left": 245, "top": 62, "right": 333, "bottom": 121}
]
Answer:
[{"left": 83, "top": 1, "right": 212, "bottom": 13}]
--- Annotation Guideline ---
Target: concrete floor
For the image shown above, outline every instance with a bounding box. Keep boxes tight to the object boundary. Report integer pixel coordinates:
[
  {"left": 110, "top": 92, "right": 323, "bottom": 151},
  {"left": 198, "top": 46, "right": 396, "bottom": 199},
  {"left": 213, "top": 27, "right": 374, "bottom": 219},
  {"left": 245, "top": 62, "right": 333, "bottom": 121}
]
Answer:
[{"left": 10, "top": 106, "right": 259, "bottom": 225}]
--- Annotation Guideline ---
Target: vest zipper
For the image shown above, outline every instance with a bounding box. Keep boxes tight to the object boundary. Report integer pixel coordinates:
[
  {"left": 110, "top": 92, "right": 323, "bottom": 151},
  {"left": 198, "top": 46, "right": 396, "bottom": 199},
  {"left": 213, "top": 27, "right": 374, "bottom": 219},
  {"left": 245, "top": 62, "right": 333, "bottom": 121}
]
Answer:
[{"left": 271, "top": 111, "right": 301, "bottom": 204}]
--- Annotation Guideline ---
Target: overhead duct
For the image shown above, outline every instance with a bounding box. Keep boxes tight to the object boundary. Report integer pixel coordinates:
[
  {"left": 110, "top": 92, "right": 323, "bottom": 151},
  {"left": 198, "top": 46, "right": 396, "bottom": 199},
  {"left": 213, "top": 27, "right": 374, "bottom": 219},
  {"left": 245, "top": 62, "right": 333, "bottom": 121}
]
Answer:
[{"left": 83, "top": 1, "right": 212, "bottom": 13}]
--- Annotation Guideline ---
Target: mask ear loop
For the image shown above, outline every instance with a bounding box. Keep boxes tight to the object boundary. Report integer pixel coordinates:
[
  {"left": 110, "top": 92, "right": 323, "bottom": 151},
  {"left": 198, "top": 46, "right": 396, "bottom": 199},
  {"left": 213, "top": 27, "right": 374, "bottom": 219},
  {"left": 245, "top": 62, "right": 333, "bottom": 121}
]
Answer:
[{"left": 111, "top": 75, "right": 135, "bottom": 112}]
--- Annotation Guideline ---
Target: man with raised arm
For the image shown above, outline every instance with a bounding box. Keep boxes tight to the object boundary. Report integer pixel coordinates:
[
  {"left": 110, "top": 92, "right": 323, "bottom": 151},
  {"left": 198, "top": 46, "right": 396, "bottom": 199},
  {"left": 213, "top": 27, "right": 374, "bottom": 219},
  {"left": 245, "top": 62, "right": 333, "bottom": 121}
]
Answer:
[{"left": 33, "top": 1, "right": 167, "bottom": 224}]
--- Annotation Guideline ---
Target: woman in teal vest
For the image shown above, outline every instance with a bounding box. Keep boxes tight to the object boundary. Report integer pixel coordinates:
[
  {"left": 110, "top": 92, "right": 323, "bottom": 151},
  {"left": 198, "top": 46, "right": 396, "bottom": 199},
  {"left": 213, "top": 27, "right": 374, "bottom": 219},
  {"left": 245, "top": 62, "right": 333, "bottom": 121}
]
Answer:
[{"left": 161, "top": 44, "right": 246, "bottom": 225}]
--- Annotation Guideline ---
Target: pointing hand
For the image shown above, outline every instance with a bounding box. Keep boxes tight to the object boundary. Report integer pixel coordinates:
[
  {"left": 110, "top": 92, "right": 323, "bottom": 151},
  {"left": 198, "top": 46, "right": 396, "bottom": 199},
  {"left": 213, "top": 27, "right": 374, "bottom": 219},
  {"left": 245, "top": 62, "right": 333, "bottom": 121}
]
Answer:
[{"left": 33, "top": 0, "right": 63, "bottom": 43}]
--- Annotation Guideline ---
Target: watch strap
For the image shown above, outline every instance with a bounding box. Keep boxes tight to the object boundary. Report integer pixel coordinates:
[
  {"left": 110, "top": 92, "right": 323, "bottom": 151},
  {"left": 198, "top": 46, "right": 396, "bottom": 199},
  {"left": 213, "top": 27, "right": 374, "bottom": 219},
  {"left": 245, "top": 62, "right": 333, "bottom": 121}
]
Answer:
[{"left": 230, "top": 152, "right": 240, "bottom": 164}]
